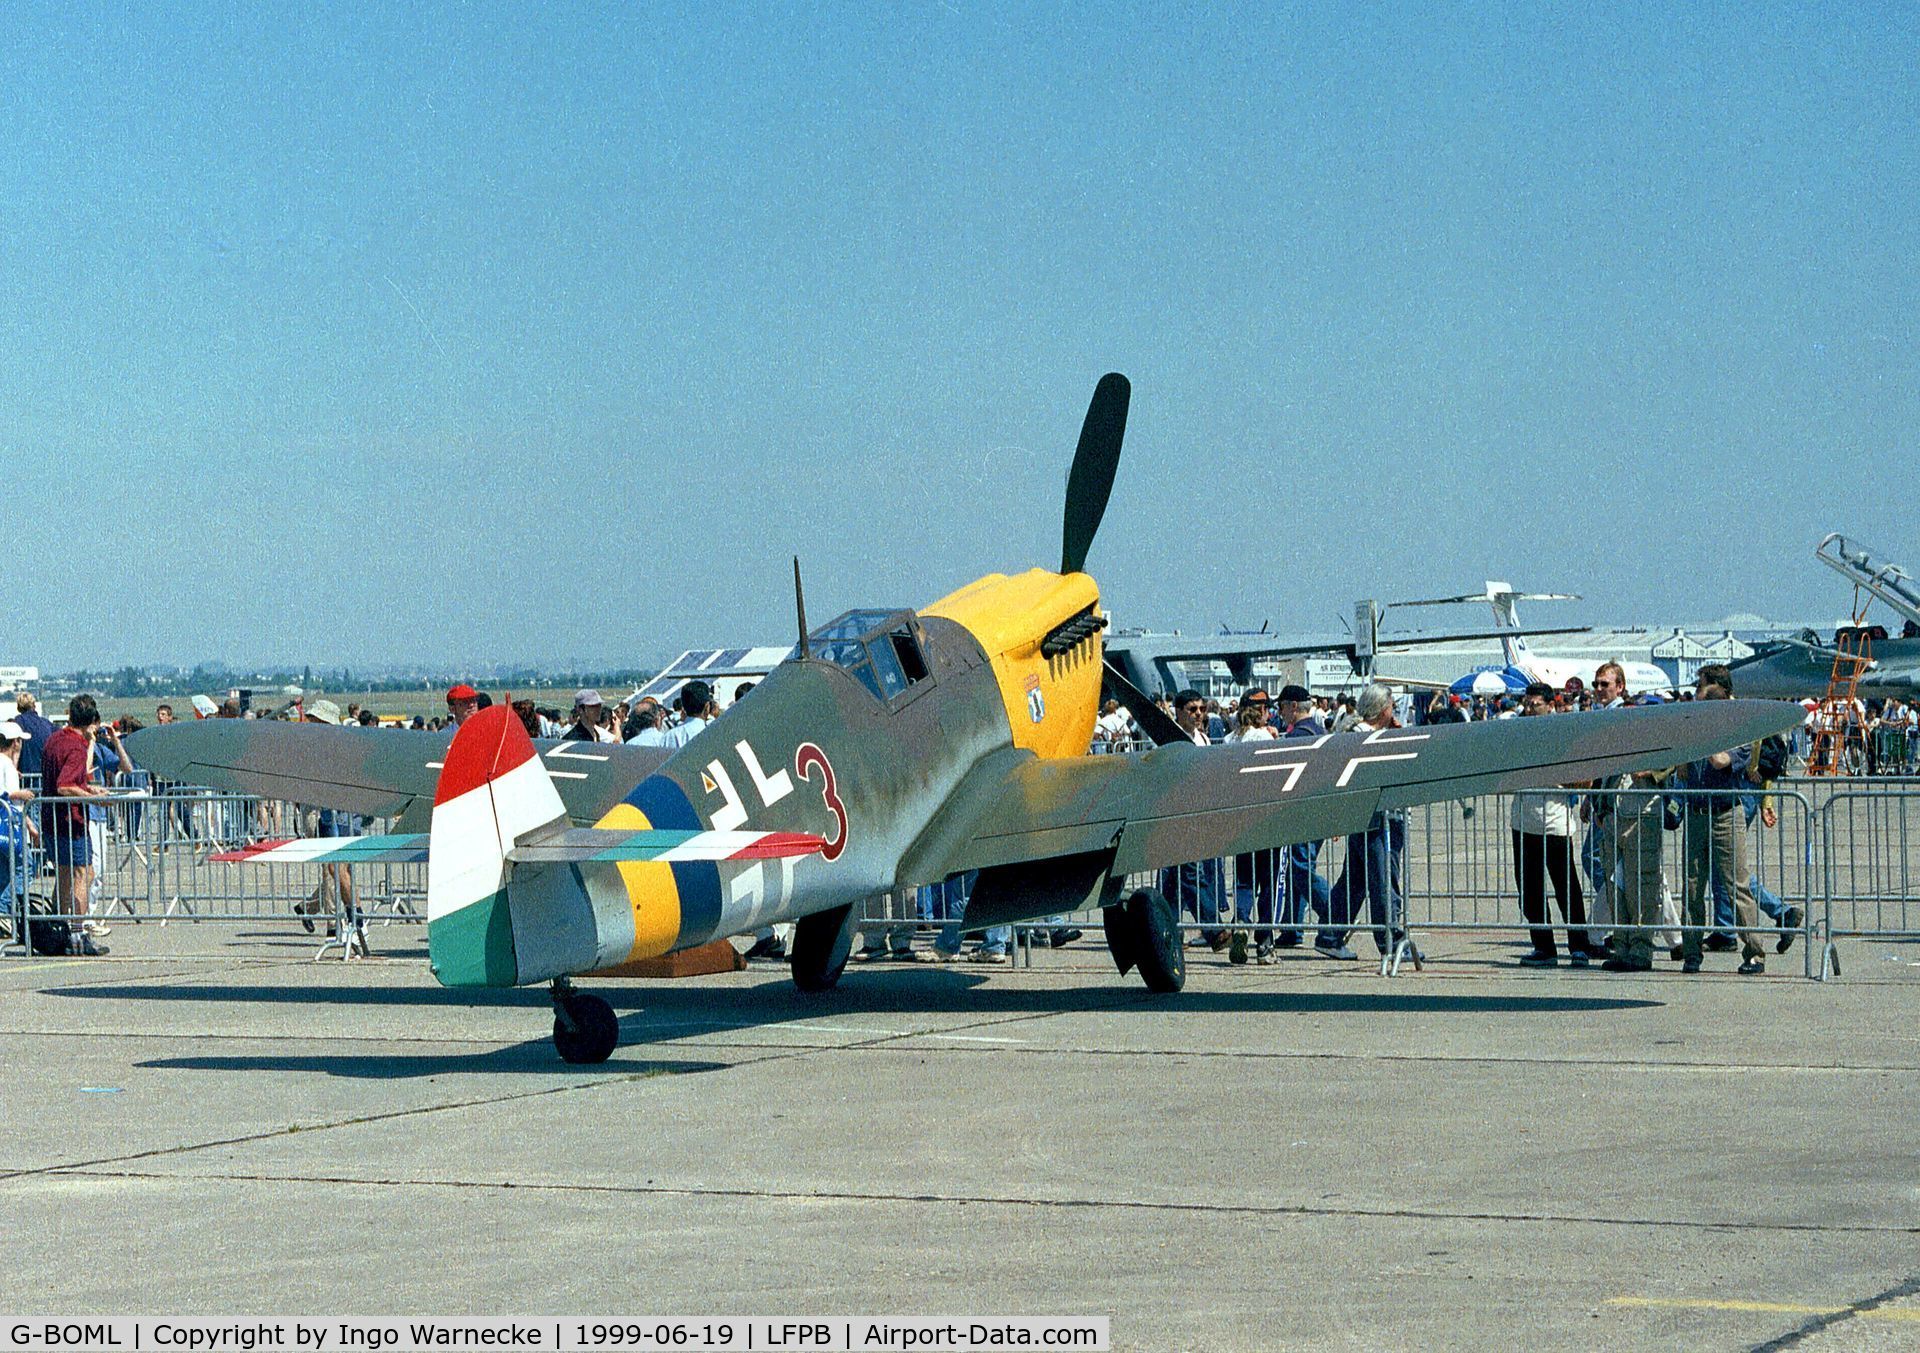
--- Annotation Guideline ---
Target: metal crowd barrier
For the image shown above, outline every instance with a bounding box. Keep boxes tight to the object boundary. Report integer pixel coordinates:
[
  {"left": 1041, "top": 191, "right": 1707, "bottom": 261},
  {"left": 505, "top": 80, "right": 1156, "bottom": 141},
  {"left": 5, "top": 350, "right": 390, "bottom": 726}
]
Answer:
[
  {"left": 7, "top": 770, "right": 1920, "bottom": 980},
  {"left": 1398, "top": 785, "right": 1820, "bottom": 976},
  {"left": 2, "top": 787, "right": 425, "bottom": 960},
  {"left": 855, "top": 777, "right": 1915, "bottom": 984},
  {"left": 1815, "top": 778, "right": 1920, "bottom": 979}
]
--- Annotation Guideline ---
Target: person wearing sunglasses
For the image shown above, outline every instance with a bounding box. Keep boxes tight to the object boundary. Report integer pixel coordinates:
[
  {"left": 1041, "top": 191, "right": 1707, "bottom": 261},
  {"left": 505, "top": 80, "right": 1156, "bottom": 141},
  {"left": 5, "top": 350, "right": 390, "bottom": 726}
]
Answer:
[
  {"left": 1223, "top": 690, "right": 1282, "bottom": 964},
  {"left": 1162, "top": 689, "right": 1229, "bottom": 952}
]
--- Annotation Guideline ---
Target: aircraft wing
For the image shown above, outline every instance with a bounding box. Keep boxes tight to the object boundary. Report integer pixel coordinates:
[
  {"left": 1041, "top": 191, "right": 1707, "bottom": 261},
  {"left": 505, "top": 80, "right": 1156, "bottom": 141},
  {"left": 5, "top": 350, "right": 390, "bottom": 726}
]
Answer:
[
  {"left": 917, "top": 700, "right": 1799, "bottom": 897},
  {"left": 128, "top": 721, "right": 668, "bottom": 829}
]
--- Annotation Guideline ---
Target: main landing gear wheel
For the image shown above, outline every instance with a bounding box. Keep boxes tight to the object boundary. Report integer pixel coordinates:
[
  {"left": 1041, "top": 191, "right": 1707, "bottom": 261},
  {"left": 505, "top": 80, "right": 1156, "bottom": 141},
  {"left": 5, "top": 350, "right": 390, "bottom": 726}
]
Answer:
[
  {"left": 1102, "top": 887, "right": 1185, "bottom": 994},
  {"left": 550, "top": 979, "right": 619, "bottom": 1064},
  {"left": 790, "top": 902, "right": 855, "bottom": 993}
]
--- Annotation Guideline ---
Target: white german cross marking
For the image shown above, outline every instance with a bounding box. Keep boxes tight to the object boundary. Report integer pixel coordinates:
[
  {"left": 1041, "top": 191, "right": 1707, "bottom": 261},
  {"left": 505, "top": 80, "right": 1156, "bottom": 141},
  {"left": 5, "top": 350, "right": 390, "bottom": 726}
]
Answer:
[
  {"left": 1238, "top": 734, "right": 1331, "bottom": 790},
  {"left": 707, "top": 738, "right": 799, "bottom": 834},
  {"left": 1334, "top": 727, "right": 1430, "bottom": 787},
  {"left": 729, "top": 854, "right": 803, "bottom": 929},
  {"left": 705, "top": 760, "right": 749, "bottom": 832},
  {"left": 737, "top": 739, "right": 793, "bottom": 807},
  {"left": 1235, "top": 729, "right": 1431, "bottom": 791}
]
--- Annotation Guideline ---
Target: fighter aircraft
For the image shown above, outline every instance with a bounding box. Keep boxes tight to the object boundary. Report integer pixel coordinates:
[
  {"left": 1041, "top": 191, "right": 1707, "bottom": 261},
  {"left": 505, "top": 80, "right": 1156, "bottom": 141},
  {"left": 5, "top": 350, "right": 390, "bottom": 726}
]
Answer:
[
  {"left": 1727, "top": 534, "right": 1920, "bottom": 701},
  {"left": 1396, "top": 582, "right": 1672, "bottom": 695},
  {"left": 132, "top": 374, "right": 1797, "bottom": 1063}
]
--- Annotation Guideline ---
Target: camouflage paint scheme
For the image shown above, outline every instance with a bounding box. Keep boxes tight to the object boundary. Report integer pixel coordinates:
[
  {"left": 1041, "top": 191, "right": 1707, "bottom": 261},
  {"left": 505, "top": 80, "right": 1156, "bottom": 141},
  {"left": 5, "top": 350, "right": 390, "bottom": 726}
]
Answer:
[
  {"left": 133, "top": 602, "right": 1799, "bottom": 982},
  {"left": 129, "top": 371, "right": 1804, "bottom": 992}
]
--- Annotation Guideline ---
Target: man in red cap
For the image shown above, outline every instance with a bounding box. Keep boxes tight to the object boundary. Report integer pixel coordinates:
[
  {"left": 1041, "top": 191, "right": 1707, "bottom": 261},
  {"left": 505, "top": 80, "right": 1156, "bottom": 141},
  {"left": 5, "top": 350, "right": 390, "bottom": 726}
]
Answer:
[{"left": 446, "top": 684, "right": 479, "bottom": 728}]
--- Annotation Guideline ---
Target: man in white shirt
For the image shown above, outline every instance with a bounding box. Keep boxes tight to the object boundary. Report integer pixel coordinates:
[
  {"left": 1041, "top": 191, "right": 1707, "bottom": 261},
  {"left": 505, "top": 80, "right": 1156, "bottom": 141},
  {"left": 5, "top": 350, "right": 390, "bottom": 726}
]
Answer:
[
  {"left": 1092, "top": 698, "right": 1135, "bottom": 751},
  {"left": 625, "top": 697, "right": 670, "bottom": 747},
  {"left": 1585, "top": 661, "right": 1682, "bottom": 958},
  {"left": 1320, "top": 684, "right": 1418, "bottom": 962},
  {"left": 657, "top": 682, "right": 715, "bottom": 751}
]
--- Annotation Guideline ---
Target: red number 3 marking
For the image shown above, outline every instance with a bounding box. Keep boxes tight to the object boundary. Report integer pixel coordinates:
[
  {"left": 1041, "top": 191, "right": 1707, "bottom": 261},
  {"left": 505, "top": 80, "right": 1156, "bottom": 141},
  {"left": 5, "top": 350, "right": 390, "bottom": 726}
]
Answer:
[{"left": 794, "top": 742, "right": 848, "bottom": 861}]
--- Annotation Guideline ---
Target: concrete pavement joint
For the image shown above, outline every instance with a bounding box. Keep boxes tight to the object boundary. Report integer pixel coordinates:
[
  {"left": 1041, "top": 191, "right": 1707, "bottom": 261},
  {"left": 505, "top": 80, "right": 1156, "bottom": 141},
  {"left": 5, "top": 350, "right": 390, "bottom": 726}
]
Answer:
[
  {"left": 3, "top": 960, "right": 313, "bottom": 990},
  {"left": 28, "top": 1167, "right": 1920, "bottom": 1241},
  {"left": 0, "top": 1065, "right": 686, "bottom": 1183},
  {"left": 8, "top": 1023, "right": 1914, "bottom": 1074},
  {"left": 800, "top": 1044, "right": 1920, "bottom": 1074},
  {"left": 0, "top": 1002, "right": 1067, "bottom": 1180},
  {"left": 1748, "top": 1271, "right": 1920, "bottom": 1349}
]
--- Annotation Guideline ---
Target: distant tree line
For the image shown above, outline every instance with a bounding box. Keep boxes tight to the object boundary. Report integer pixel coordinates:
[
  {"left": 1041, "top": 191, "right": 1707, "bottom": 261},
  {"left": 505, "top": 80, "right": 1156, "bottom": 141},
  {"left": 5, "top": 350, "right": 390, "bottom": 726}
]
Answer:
[{"left": 53, "top": 663, "right": 665, "bottom": 698}]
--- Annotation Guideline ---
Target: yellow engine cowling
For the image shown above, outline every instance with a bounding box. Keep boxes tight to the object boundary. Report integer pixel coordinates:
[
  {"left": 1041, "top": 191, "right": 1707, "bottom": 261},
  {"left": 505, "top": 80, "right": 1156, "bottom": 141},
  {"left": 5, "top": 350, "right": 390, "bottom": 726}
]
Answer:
[{"left": 924, "top": 568, "right": 1104, "bottom": 760}]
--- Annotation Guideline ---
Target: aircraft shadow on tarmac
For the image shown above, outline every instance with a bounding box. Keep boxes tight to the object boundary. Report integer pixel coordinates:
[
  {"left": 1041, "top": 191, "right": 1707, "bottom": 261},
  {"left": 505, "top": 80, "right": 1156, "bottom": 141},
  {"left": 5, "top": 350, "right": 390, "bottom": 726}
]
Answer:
[
  {"left": 134, "top": 1048, "right": 731, "bottom": 1080},
  {"left": 52, "top": 959, "right": 1658, "bottom": 1036}
]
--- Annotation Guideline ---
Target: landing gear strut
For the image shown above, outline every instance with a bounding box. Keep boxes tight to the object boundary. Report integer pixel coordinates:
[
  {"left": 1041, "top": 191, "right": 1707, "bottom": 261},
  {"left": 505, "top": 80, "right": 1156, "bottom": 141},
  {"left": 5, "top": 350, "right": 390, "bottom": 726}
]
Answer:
[
  {"left": 549, "top": 977, "right": 619, "bottom": 1064},
  {"left": 789, "top": 902, "right": 856, "bottom": 993},
  {"left": 1102, "top": 886, "right": 1185, "bottom": 993}
]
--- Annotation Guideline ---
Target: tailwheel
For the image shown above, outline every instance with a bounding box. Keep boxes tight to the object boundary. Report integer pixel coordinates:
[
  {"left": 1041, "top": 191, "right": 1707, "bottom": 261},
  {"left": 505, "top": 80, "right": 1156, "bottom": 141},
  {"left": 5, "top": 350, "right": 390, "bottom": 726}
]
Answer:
[
  {"left": 790, "top": 902, "right": 855, "bottom": 993},
  {"left": 550, "top": 979, "right": 619, "bottom": 1064},
  {"left": 1104, "top": 887, "right": 1185, "bottom": 993}
]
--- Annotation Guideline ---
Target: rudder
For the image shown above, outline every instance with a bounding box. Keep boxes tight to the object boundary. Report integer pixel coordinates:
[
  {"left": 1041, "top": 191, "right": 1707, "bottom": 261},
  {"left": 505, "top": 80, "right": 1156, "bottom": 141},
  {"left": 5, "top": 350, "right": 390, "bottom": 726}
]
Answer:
[{"left": 427, "top": 706, "right": 566, "bottom": 987}]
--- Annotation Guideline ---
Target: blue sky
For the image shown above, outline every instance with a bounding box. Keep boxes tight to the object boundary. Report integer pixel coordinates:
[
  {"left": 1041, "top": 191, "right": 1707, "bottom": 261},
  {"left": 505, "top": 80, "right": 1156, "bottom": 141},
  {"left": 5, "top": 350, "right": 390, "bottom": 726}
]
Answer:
[{"left": 6, "top": 4, "right": 1915, "bottom": 670}]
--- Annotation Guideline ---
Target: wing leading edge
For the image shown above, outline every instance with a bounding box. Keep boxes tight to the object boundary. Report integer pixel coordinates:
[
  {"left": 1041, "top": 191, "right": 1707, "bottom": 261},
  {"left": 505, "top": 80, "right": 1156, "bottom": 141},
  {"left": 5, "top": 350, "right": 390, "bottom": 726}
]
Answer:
[{"left": 922, "top": 699, "right": 1801, "bottom": 893}]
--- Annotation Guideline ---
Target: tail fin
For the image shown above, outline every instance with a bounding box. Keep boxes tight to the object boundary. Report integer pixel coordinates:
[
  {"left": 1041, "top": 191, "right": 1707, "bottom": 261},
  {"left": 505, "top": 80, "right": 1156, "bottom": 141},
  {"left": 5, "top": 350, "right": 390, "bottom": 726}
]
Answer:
[
  {"left": 1485, "top": 580, "right": 1525, "bottom": 668},
  {"left": 427, "top": 706, "right": 566, "bottom": 987}
]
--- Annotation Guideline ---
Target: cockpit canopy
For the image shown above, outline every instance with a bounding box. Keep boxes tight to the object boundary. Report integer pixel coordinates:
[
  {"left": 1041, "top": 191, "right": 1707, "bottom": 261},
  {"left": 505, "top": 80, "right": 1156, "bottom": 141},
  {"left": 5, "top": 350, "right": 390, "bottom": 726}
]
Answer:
[{"left": 798, "top": 609, "right": 931, "bottom": 701}]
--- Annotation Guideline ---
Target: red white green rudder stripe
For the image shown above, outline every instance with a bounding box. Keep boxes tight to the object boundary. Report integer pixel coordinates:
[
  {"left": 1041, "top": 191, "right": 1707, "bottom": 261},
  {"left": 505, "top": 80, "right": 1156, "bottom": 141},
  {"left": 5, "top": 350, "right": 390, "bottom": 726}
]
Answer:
[{"left": 427, "top": 705, "right": 567, "bottom": 988}]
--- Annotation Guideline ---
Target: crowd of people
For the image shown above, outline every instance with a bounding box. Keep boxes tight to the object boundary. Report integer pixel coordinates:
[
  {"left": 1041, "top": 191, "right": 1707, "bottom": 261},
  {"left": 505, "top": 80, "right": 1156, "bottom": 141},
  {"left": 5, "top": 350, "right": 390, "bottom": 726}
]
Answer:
[
  {"left": 0, "top": 692, "right": 136, "bottom": 954},
  {"left": 0, "top": 679, "right": 753, "bottom": 959},
  {"left": 280, "top": 678, "right": 739, "bottom": 748},
  {"left": 0, "top": 662, "right": 1833, "bottom": 972},
  {"left": 1077, "top": 662, "right": 1800, "bottom": 977}
]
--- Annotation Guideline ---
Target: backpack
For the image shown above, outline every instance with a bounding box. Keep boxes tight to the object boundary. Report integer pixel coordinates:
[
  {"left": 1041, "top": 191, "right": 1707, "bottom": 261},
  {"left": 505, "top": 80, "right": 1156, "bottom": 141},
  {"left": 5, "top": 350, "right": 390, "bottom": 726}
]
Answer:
[
  {"left": 12, "top": 875, "right": 71, "bottom": 957},
  {"left": 1754, "top": 734, "right": 1791, "bottom": 782},
  {"left": 25, "top": 900, "right": 71, "bottom": 956}
]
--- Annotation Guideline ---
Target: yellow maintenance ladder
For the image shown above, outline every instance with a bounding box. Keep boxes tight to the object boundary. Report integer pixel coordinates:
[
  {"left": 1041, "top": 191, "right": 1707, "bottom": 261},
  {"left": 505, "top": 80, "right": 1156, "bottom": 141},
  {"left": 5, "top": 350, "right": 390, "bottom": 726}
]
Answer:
[{"left": 1807, "top": 612, "right": 1873, "bottom": 776}]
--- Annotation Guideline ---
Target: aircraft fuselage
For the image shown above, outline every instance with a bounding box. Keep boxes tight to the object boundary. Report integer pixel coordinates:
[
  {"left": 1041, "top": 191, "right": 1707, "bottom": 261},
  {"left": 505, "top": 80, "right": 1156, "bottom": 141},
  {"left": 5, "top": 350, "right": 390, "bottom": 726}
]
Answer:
[{"left": 541, "top": 569, "right": 1108, "bottom": 980}]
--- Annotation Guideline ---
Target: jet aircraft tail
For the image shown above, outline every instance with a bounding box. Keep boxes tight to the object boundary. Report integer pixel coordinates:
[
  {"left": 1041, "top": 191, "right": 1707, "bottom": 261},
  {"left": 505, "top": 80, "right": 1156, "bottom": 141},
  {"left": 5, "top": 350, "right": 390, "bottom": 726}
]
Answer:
[
  {"left": 1480, "top": 581, "right": 1584, "bottom": 674},
  {"left": 1485, "top": 580, "right": 1526, "bottom": 669}
]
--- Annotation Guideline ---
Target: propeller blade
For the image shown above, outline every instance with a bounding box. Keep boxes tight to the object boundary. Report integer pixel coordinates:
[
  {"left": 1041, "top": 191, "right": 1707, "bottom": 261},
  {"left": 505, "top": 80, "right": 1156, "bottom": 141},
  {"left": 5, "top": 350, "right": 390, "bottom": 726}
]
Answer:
[
  {"left": 1061, "top": 372, "right": 1130, "bottom": 575},
  {"left": 1102, "top": 658, "right": 1189, "bottom": 748}
]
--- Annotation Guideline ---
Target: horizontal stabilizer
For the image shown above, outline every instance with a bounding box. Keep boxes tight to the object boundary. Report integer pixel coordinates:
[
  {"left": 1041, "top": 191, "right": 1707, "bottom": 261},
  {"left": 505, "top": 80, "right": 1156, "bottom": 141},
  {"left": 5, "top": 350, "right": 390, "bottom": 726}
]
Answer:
[
  {"left": 507, "top": 827, "right": 827, "bottom": 864},
  {"left": 211, "top": 827, "right": 826, "bottom": 869},
  {"left": 211, "top": 834, "right": 430, "bottom": 864}
]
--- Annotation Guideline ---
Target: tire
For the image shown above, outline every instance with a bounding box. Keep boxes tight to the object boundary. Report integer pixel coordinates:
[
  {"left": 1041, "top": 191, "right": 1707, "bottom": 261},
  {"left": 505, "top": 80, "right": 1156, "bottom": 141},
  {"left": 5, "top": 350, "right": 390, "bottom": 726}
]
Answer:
[
  {"left": 1101, "top": 901, "right": 1136, "bottom": 976},
  {"left": 552, "top": 993, "right": 620, "bottom": 1064},
  {"left": 1125, "top": 887, "right": 1185, "bottom": 994},
  {"left": 790, "top": 903, "right": 854, "bottom": 993}
]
